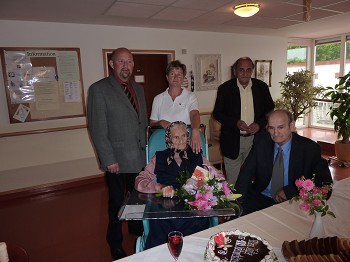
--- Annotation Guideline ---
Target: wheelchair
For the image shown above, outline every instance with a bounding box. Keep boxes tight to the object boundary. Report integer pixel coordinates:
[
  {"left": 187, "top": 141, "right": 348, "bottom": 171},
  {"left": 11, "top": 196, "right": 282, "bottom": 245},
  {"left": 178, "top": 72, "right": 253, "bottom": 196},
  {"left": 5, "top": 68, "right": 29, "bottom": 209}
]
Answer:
[{"left": 135, "top": 125, "right": 218, "bottom": 252}]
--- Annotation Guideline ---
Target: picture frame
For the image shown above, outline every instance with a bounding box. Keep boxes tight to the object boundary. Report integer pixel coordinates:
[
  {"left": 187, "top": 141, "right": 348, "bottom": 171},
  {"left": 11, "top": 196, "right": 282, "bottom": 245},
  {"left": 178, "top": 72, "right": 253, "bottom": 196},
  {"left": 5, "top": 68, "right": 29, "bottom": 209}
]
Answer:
[
  {"left": 195, "top": 54, "right": 221, "bottom": 91},
  {"left": 255, "top": 60, "right": 272, "bottom": 87}
]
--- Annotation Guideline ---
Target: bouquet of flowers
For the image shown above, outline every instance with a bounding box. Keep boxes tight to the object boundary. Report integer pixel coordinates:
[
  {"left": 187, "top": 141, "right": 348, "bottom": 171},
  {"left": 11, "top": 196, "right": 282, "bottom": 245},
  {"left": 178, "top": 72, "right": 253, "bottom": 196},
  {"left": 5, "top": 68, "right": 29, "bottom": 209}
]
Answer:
[
  {"left": 174, "top": 165, "right": 241, "bottom": 210},
  {"left": 289, "top": 176, "right": 335, "bottom": 218}
]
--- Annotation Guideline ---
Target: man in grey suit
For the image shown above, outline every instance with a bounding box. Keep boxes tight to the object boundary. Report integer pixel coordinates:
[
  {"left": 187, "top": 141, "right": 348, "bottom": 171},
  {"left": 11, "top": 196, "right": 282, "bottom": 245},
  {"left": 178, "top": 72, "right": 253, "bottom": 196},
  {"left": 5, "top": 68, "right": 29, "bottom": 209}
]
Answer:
[{"left": 87, "top": 48, "right": 147, "bottom": 259}]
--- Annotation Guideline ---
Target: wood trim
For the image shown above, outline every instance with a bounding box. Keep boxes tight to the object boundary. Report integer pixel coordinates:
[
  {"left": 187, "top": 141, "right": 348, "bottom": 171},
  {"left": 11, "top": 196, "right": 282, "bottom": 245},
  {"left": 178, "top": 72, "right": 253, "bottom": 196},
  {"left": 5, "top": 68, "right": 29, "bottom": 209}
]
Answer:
[
  {"left": 0, "top": 174, "right": 104, "bottom": 202},
  {"left": 0, "top": 124, "right": 87, "bottom": 138}
]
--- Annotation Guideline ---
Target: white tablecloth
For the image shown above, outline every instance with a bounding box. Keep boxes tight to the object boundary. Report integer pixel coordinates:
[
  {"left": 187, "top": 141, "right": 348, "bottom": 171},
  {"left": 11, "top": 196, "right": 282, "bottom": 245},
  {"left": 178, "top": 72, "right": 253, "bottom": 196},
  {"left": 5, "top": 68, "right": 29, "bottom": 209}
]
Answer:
[{"left": 116, "top": 177, "right": 350, "bottom": 262}]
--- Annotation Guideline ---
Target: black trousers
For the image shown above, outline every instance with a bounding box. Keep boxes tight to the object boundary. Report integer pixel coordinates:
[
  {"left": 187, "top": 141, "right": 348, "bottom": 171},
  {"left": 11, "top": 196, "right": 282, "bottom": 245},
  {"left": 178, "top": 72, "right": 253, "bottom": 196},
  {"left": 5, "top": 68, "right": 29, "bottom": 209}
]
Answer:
[
  {"left": 105, "top": 172, "right": 143, "bottom": 250},
  {"left": 241, "top": 191, "right": 276, "bottom": 216}
]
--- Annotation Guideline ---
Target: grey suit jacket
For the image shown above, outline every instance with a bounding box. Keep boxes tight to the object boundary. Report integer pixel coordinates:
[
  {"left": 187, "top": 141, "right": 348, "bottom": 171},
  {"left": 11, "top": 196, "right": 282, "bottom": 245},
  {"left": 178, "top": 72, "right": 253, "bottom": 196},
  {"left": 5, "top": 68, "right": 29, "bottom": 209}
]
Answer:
[{"left": 87, "top": 75, "right": 148, "bottom": 173}]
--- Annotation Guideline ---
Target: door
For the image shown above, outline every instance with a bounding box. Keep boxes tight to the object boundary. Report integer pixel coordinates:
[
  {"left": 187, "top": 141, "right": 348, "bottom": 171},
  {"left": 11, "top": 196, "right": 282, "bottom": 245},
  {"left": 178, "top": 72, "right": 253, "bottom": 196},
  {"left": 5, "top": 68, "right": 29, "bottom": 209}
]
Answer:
[{"left": 132, "top": 54, "right": 169, "bottom": 118}]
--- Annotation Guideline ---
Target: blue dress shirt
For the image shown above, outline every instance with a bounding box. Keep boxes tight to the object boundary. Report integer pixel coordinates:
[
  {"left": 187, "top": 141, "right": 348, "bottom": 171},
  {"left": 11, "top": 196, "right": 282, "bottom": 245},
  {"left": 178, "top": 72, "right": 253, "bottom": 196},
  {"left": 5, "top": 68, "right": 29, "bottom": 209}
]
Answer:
[{"left": 262, "top": 134, "right": 293, "bottom": 198}]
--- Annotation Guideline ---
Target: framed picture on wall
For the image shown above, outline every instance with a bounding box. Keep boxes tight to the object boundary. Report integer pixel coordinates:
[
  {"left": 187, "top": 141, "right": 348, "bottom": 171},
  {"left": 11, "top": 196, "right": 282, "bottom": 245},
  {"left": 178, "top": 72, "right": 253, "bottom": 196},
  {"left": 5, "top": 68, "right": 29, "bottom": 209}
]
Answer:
[
  {"left": 195, "top": 54, "right": 221, "bottom": 91},
  {"left": 255, "top": 60, "right": 272, "bottom": 87}
]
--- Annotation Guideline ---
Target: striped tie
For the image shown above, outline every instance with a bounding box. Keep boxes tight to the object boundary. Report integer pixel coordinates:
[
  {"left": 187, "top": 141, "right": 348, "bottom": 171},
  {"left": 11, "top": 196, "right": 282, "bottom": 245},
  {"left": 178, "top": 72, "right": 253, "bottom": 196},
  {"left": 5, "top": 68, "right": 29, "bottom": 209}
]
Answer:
[{"left": 122, "top": 82, "right": 138, "bottom": 113}]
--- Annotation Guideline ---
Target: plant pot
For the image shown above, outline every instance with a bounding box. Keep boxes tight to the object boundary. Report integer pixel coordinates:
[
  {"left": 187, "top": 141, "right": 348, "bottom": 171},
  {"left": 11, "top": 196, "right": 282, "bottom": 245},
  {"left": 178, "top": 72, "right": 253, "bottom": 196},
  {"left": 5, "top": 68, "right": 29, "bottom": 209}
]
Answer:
[{"left": 335, "top": 141, "right": 350, "bottom": 161}]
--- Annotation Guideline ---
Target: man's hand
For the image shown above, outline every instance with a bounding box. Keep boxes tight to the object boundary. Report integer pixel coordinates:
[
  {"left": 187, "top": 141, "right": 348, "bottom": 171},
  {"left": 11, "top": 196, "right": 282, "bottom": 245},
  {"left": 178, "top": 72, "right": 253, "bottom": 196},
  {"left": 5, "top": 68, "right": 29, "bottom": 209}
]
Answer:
[
  {"left": 247, "top": 123, "right": 260, "bottom": 135},
  {"left": 190, "top": 128, "right": 202, "bottom": 154},
  {"left": 274, "top": 189, "right": 287, "bottom": 203},
  {"left": 237, "top": 120, "right": 249, "bottom": 132},
  {"left": 107, "top": 163, "right": 119, "bottom": 174}
]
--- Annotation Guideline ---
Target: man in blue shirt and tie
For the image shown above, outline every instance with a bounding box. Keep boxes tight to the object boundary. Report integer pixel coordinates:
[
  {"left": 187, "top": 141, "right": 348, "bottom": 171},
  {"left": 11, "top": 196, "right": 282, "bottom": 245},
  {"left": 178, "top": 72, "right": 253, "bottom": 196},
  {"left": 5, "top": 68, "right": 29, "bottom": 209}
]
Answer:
[{"left": 235, "top": 109, "right": 332, "bottom": 215}]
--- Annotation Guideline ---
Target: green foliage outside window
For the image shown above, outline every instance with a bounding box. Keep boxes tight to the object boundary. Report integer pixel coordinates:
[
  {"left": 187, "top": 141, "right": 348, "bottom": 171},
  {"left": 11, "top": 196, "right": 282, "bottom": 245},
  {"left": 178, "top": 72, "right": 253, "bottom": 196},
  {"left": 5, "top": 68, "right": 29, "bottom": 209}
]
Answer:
[{"left": 287, "top": 42, "right": 350, "bottom": 64}]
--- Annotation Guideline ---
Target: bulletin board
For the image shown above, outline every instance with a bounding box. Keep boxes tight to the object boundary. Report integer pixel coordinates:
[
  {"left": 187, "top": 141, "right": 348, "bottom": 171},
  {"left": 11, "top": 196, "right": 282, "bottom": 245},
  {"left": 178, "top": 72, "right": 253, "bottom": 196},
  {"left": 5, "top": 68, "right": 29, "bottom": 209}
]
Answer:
[{"left": 0, "top": 47, "right": 86, "bottom": 136}]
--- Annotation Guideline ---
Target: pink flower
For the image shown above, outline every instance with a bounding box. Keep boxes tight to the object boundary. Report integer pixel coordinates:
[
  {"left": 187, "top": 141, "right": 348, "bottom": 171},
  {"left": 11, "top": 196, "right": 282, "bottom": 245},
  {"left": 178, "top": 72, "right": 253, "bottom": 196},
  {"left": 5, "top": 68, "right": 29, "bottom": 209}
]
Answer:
[
  {"left": 302, "top": 179, "right": 314, "bottom": 191},
  {"left": 290, "top": 176, "right": 335, "bottom": 218},
  {"left": 174, "top": 166, "right": 241, "bottom": 211},
  {"left": 197, "top": 180, "right": 204, "bottom": 188},
  {"left": 187, "top": 191, "right": 216, "bottom": 210},
  {"left": 222, "top": 181, "right": 232, "bottom": 196},
  {"left": 300, "top": 202, "right": 311, "bottom": 211},
  {"left": 299, "top": 189, "right": 308, "bottom": 200},
  {"left": 295, "top": 178, "right": 303, "bottom": 187},
  {"left": 312, "top": 199, "right": 321, "bottom": 207},
  {"left": 321, "top": 189, "right": 328, "bottom": 195}
]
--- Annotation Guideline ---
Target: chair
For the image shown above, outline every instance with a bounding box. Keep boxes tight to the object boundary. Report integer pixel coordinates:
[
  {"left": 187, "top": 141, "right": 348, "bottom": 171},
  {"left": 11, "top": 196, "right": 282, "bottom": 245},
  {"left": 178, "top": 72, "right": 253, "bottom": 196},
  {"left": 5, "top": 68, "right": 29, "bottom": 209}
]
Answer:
[
  {"left": 146, "top": 125, "right": 209, "bottom": 163},
  {"left": 207, "top": 116, "right": 223, "bottom": 170},
  {"left": 136, "top": 125, "right": 217, "bottom": 253}
]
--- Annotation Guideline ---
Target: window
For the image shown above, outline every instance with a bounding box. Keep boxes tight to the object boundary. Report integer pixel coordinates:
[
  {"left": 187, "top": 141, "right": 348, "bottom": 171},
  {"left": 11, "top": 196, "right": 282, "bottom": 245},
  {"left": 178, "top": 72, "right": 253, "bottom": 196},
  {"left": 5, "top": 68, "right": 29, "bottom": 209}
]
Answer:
[
  {"left": 286, "top": 35, "right": 349, "bottom": 129},
  {"left": 314, "top": 38, "right": 341, "bottom": 91},
  {"left": 287, "top": 45, "right": 308, "bottom": 127},
  {"left": 311, "top": 38, "right": 341, "bottom": 128},
  {"left": 287, "top": 46, "right": 307, "bottom": 74},
  {"left": 345, "top": 36, "right": 350, "bottom": 74}
]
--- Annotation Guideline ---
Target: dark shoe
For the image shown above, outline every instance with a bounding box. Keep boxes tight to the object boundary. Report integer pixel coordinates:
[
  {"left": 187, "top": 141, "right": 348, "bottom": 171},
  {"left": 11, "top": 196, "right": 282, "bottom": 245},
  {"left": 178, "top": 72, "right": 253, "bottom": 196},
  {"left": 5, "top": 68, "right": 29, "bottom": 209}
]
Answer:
[{"left": 111, "top": 247, "right": 127, "bottom": 260}]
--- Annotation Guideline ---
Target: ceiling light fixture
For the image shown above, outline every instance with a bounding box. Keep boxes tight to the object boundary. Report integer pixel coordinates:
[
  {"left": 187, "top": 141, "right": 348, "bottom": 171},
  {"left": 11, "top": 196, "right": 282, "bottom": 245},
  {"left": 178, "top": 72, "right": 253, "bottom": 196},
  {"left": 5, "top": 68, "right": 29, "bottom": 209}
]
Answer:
[{"left": 233, "top": 3, "right": 260, "bottom": 17}]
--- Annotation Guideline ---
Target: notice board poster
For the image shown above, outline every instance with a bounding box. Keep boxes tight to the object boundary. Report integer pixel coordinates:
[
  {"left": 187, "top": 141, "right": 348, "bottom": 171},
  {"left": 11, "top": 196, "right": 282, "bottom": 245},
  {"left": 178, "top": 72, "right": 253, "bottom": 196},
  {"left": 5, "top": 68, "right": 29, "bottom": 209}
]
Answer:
[{"left": 0, "top": 47, "right": 85, "bottom": 125}]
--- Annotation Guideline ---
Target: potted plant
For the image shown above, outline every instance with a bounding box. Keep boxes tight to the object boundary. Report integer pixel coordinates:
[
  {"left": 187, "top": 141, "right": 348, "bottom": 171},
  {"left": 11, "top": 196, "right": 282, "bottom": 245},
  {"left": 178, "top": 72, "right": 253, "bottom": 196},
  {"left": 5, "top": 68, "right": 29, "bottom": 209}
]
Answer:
[
  {"left": 275, "top": 70, "right": 323, "bottom": 121},
  {"left": 324, "top": 71, "right": 350, "bottom": 161}
]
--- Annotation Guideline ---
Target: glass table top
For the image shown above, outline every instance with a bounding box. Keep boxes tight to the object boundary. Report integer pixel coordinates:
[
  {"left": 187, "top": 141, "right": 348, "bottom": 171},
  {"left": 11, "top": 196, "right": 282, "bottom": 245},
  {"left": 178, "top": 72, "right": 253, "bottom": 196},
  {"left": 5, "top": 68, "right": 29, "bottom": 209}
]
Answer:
[{"left": 118, "top": 190, "right": 242, "bottom": 220}]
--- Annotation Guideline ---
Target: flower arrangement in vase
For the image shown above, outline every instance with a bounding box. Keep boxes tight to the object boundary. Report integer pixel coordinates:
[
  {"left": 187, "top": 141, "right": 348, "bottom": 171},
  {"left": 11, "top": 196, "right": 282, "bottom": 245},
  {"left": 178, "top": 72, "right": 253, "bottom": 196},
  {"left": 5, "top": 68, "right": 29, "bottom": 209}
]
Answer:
[
  {"left": 290, "top": 176, "right": 335, "bottom": 238},
  {"left": 290, "top": 176, "right": 335, "bottom": 217}
]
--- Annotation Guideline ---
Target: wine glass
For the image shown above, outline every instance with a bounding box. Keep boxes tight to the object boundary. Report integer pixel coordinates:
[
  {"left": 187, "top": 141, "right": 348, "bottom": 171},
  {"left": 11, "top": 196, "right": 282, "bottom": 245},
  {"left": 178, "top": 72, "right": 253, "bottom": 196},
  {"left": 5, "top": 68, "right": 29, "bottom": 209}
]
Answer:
[{"left": 167, "top": 231, "right": 183, "bottom": 261}]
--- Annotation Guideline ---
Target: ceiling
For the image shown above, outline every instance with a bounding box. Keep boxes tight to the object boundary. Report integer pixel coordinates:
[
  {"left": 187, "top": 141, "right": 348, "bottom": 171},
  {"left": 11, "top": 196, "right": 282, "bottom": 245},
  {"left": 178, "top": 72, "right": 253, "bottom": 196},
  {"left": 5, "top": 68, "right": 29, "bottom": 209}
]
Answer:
[{"left": 1, "top": 0, "right": 350, "bottom": 39}]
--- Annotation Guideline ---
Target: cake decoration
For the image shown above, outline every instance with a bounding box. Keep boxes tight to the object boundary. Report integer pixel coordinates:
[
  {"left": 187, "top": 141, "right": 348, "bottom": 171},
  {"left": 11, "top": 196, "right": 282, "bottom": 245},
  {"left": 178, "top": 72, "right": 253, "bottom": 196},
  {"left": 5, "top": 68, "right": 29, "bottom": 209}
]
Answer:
[{"left": 205, "top": 230, "right": 277, "bottom": 262}]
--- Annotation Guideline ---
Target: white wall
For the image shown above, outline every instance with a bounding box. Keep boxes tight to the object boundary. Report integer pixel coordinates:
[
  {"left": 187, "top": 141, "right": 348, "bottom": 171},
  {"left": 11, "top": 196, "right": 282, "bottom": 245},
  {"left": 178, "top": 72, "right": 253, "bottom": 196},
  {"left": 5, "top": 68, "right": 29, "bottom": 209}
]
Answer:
[{"left": 0, "top": 20, "right": 287, "bottom": 192}]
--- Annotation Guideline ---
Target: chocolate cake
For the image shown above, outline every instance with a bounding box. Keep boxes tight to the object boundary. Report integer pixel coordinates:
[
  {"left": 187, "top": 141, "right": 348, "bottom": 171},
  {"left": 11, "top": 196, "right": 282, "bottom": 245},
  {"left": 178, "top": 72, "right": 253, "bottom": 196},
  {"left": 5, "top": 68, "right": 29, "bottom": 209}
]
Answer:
[{"left": 204, "top": 230, "right": 277, "bottom": 262}]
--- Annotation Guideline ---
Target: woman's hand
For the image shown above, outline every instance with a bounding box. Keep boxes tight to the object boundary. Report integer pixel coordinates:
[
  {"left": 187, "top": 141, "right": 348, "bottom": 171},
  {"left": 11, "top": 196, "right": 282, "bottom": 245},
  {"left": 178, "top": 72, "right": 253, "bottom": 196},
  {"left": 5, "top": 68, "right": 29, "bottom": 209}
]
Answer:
[
  {"left": 159, "top": 120, "right": 171, "bottom": 129},
  {"left": 190, "top": 128, "right": 202, "bottom": 154},
  {"left": 161, "top": 185, "right": 175, "bottom": 198}
]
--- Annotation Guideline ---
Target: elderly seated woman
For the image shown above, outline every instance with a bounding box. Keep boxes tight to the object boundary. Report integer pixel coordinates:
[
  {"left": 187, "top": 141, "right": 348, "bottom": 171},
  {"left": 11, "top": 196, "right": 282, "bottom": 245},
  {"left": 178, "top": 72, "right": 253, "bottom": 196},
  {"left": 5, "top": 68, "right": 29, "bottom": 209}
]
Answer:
[{"left": 135, "top": 121, "right": 224, "bottom": 249}]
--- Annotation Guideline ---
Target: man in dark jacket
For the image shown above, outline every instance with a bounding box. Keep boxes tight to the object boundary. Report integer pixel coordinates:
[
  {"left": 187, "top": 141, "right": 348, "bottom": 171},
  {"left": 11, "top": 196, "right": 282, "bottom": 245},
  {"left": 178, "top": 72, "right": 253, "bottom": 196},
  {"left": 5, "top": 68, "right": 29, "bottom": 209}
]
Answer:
[
  {"left": 213, "top": 57, "right": 274, "bottom": 185},
  {"left": 235, "top": 109, "right": 332, "bottom": 215}
]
